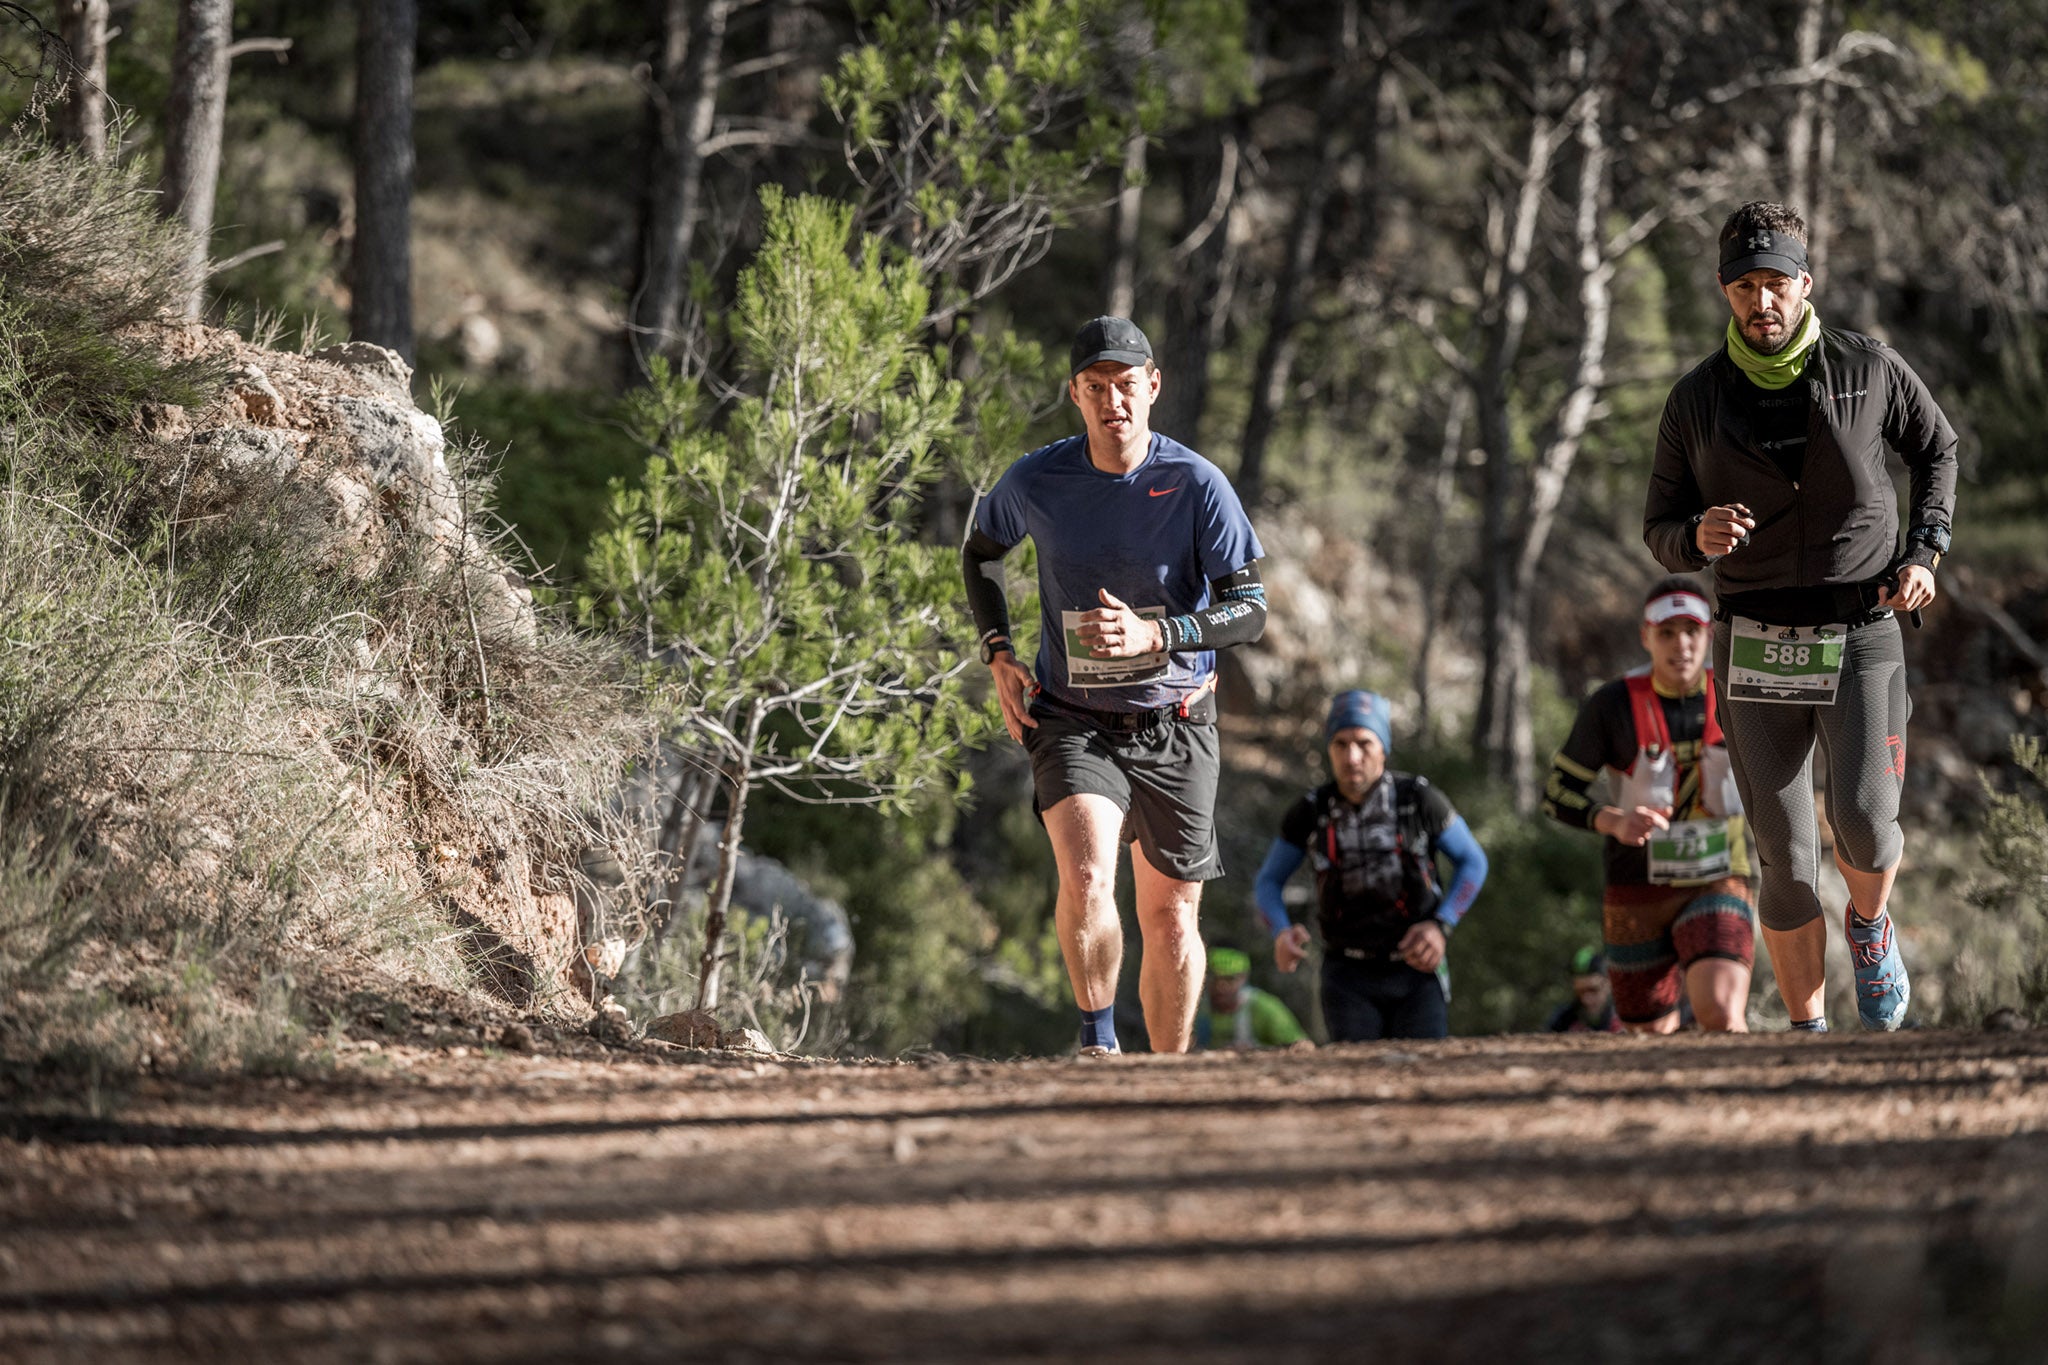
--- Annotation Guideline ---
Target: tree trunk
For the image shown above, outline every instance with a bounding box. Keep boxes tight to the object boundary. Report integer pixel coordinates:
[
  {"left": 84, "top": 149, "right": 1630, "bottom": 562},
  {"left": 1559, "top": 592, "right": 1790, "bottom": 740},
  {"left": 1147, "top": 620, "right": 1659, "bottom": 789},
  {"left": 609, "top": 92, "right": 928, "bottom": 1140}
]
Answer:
[
  {"left": 1238, "top": 2, "right": 1368, "bottom": 504},
  {"left": 1786, "top": 0, "right": 1826, "bottom": 213},
  {"left": 160, "top": 0, "right": 232, "bottom": 319},
  {"left": 1808, "top": 76, "right": 1838, "bottom": 266},
  {"left": 1236, "top": 90, "right": 1350, "bottom": 503},
  {"left": 1482, "top": 61, "right": 1615, "bottom": 812},
  {"left": 1467, "top": 106, "right": 1560, "bottom": 776},
  {"left": 696, "top": 709, "right": 762, "bottom": 1012},
  {"left": 626, "top": 0, "right": 735, "bottom": 382},
  {"left": 351, "top": 0, "right": 416, "bottom": 362},
  {"left": 759, "top": 0, "right": 824, "bottom": 195},
  {"left": 1412, "top": 386, "right": 1467, "bottom": 746},
  {"left": 644, "top": 762, "right": 712, "bottom": 965},
  {"left": 1150, "top": 118, "right": 1240, "bottom": 444},
  {"left": 55, "top": 0, "right": 110, "bottom": 159},
  {"left": 1470, "top": 356, "right": 1518, "bottom": 768},
  {"left": 694, "top": 779, "right": 745, "bottom": 1013},
  {"left": 1105, "top": 130, "right": 1145, "bottom": 318}
]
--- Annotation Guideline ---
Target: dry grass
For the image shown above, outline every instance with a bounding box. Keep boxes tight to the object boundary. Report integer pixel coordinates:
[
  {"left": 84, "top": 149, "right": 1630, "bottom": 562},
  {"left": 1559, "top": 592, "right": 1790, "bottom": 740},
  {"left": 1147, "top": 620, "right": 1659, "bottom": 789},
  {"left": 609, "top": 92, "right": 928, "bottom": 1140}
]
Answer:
[{"left": 0, "top": 139, "right": 657, "bottom": 1100}]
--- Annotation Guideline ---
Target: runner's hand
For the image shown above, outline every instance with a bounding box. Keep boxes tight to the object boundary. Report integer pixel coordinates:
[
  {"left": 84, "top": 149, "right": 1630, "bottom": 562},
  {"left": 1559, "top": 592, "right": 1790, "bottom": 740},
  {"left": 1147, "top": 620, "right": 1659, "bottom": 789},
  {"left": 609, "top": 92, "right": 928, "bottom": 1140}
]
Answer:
[
  {"left": 1397, "top": 920, "right": 1447, "bottom": 972},
  {"left": 1878, "top": 564, "right": 1936, "bottom": 613},
  {"left": 1273, "top": 924, "right": 1311, "bottom": 974},
  {"left": 1073, "top": 588, "right": 1165, "bottom": 658},
  {"left": 1695, "top": 503, "right": 1756, "bottom": 557},
  {"left": 1600, "top": 805, "right": 1671, "bottom": 847},
  {"left": 988, "top": 651, "right": 1039, "bottom": 743}
]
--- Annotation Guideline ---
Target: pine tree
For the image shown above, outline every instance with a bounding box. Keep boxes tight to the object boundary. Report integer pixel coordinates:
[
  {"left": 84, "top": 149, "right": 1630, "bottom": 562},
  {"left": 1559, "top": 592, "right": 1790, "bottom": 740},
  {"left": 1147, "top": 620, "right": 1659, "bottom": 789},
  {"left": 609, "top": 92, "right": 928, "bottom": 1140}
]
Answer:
[{"left": 587, "top": 188, "right": 993, "bottom": 1010}]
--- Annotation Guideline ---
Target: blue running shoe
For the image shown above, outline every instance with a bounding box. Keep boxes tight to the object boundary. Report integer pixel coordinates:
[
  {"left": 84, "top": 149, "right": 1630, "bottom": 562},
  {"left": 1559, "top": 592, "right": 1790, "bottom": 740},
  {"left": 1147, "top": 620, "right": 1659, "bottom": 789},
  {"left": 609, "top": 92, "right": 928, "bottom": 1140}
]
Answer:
[{"left": 1846, "top": 906, "right": 1909, "bottom": 1031}]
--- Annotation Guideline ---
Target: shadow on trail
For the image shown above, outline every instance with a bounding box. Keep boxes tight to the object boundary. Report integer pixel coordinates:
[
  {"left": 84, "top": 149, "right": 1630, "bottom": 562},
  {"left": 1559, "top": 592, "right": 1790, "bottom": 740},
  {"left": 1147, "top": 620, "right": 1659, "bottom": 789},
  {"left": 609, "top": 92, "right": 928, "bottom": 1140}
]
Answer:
[
  {"left": 2, "top": 1056, "right": 2036, "bottom": 1152},
  {"left": 8, "top": 1127, "right": 2046, "bottom": 1249},
  {"left": 0, "top": 1193, "right": 1998, "bottom": 1318}
]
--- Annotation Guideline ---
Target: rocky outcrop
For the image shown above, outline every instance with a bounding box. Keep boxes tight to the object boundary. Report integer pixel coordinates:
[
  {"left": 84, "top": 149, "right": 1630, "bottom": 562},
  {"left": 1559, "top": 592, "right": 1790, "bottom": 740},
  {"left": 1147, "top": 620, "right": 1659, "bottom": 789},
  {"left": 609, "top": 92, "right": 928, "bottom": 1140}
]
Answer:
[
  {"left": 147, "top": 335, "right": 537, "bottom": 646},
  {"left": 133, "top": 324, "right": 620, "bottom": 1010}
]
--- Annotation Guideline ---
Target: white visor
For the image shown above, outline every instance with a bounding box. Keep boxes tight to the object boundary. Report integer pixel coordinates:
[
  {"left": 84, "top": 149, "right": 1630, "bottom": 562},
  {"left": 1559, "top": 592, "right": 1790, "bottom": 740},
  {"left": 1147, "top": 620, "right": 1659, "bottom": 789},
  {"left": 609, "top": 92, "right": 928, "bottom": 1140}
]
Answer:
[{"left": 1644, "top": 591, "right": 1712, "bottom": 626}]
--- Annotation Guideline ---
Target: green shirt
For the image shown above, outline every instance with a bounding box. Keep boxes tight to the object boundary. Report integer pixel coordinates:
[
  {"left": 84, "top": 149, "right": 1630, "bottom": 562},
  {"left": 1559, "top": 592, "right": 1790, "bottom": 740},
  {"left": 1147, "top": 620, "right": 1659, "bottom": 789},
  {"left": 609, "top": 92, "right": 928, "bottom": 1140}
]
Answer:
[{"left": 1199, "top": 986, "right": 1307, "bottom": 1049}]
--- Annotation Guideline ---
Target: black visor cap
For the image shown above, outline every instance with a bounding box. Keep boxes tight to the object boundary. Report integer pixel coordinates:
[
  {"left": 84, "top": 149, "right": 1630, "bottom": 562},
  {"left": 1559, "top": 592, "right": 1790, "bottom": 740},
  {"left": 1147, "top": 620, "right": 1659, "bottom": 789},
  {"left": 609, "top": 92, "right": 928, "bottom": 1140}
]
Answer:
[{"left": 1718, "top": 229, "right": 1809, "bottom": 285}]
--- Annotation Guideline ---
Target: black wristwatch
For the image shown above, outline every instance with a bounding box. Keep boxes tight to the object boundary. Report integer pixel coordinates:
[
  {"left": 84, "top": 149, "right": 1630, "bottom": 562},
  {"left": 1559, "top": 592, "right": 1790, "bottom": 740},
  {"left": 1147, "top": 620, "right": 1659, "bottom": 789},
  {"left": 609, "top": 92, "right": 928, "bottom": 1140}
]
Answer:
[
  {"left": 1905, "top": 523, "right": 1952, "bottom": 569},
  {"left": 979, "top": 632, "right": 1013, "bottom": 665}
]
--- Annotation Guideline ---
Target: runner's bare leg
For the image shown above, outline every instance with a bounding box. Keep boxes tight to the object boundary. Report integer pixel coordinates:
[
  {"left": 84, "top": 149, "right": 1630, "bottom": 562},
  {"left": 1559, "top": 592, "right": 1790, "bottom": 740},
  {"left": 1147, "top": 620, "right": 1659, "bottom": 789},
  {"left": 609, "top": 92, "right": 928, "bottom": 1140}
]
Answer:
[
  {"left": 1625, "top": 1010, "right": 1683, "bottom": 1036},
  {"left": 1835, "top": 850, "right": 1899, "bottom": 923},
  {"left": 1762, "top": 921, "right": 1826, "bottom": 1021},
  {"left": 1042, "top": 794, "right": 1127, "bottom": 1014},
  {"left": 1131, "top": 842, "right": 1204, "bottom": 1053},
  {"left": 1685, "top": 958, "right": 1751, "bottom": 1031}
]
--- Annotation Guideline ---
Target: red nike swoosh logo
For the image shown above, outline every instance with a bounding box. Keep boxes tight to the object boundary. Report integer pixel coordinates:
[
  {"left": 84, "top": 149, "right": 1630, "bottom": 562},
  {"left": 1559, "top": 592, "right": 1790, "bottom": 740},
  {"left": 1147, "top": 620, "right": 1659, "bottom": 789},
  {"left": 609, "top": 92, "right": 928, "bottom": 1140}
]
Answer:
[{"left": 1148, "top": 486, "right": 1180, "bottom": 497}]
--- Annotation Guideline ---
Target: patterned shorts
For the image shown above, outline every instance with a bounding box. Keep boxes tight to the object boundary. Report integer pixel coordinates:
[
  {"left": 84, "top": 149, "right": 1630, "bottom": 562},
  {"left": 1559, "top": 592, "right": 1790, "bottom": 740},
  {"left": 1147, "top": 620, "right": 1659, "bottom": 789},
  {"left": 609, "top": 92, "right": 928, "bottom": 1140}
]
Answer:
[{"left": 1602, "top": 876, "right": 1755, "bottom": 1025}]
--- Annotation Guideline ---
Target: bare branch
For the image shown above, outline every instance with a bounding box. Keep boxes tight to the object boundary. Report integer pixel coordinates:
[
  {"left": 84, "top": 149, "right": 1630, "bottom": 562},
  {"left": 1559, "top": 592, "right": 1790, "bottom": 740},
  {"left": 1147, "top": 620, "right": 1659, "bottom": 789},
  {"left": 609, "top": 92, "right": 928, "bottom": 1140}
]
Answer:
[
  {"left": 1393, "top": 298, "right": 1475, "bottom": 381},
  {"left": 224, "top": 36, "right": 292, "bottom": 61},
  {"left": 1660, "top": 29, "right": 1909, "bottom": 128},
  {"left": 721, "top": 50, "right": 805, "bottom": 82},
  {"left": 1165, "top": 132, "right": 1239, "bottom": 267},
  {"left": 207, "top": 239, "right": 284, "bottom": 276}
]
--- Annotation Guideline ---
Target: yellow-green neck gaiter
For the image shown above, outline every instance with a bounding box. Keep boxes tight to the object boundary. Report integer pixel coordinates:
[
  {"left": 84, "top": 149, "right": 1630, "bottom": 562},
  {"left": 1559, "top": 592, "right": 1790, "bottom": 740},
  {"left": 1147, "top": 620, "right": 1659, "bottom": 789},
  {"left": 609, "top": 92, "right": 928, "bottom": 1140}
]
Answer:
[{"left": 1725, "top": 303, "right": 1821, "bottom": 390}]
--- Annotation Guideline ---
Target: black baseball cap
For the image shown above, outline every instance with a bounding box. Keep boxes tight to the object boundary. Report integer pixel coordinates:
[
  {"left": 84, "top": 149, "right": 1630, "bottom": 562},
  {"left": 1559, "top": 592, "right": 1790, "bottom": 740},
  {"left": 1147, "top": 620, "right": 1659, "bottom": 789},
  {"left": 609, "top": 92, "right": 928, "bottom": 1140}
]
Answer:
[
  {"left": 1718, "top": 227, "right": 1809, "bottom": 285},
  {"left": 1069, "top": 316, "right": 1153, "bottom": 378}
]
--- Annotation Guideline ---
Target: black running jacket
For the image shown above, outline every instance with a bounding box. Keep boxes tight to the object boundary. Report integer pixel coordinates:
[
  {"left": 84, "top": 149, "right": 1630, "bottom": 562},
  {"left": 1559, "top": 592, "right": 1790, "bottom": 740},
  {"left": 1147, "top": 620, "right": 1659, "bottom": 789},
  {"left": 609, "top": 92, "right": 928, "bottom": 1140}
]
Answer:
[{"left": 1644, "top": 326, "right": 1957, "bottom": 596}]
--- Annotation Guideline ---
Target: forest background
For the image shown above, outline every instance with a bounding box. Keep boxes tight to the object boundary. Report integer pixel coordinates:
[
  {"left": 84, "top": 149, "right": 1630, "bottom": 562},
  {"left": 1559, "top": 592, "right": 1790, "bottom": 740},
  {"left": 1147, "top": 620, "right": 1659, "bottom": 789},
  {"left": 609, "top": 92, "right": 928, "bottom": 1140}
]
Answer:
[{"left": 6, "top": 0, "right": 2048, "bottom": 1066}]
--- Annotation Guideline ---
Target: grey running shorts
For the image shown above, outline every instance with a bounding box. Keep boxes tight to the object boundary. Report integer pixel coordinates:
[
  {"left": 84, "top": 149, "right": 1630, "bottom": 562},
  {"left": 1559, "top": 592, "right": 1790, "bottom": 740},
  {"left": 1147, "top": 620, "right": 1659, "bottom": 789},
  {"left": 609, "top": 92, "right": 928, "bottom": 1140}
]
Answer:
[{"left": 1023, "top": 702, "right": 1223, "bottom": 881}]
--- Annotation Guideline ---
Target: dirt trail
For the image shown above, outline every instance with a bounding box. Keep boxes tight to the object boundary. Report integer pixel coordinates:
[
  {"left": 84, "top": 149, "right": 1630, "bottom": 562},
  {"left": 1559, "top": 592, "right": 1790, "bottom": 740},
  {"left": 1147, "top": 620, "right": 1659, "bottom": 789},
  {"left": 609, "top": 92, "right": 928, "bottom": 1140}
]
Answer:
[{"left": 5, "top": 1031, "right": 2048, "bottom": 1364}]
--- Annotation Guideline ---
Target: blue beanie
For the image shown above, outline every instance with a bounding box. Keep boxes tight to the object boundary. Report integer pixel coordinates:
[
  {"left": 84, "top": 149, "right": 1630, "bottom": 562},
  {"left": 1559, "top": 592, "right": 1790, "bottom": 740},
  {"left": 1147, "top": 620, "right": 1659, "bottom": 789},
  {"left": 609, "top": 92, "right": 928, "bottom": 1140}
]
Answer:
[{"left": 1326, "top": 690, "right": 1392, "bottom": 752}]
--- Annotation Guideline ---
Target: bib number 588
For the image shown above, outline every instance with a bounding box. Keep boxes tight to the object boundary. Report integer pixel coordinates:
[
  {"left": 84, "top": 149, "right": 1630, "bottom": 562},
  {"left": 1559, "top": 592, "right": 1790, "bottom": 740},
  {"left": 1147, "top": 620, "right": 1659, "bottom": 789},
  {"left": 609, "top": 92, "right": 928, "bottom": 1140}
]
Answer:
[{"left": 1761, "top": 643, "right": 1813, "bottom": 667}]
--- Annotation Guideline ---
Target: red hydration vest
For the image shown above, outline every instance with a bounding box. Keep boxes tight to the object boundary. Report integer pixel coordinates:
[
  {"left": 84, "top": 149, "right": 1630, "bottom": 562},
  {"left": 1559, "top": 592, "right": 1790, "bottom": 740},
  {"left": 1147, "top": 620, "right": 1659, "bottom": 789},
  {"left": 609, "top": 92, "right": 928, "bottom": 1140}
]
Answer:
[{"left": 1623, "top": 668, "right": 1721, "bottom": 764}]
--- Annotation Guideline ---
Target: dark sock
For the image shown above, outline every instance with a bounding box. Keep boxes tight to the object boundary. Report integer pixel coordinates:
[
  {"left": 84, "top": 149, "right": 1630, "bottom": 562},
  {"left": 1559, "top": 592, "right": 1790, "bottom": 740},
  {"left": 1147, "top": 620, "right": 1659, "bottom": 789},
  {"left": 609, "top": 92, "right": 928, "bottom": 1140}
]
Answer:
[
  {"left": 1789, "top": 1017, "right": 1829, "bottom": 1033},
  {"left": 1848, "top": 903, "right": 1887, "bottom": 929},
  {"left": 1080, "top": 1004, "right": 1118, "bottom": 1051}
]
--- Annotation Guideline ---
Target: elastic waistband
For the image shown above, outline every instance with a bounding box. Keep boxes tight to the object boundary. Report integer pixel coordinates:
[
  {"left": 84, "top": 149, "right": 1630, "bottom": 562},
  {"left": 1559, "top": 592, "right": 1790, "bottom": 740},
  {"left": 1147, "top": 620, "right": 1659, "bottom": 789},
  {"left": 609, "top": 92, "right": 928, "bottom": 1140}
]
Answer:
[
  {"left": 1035, "top": 690, "right": 1215, "bottom": 730},
  {"left": 1713, "top": 581, "right": 1894, "bottom": 629}
]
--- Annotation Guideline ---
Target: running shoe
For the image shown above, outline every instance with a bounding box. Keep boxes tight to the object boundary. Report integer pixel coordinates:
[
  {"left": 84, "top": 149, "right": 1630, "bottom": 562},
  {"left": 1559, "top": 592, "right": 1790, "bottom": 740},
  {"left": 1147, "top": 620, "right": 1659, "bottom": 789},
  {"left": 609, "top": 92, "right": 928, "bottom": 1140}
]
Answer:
[
  {"left": 1077, "top": 1043, "right": 1121, "bottom": 1058},
  {"left": 1846, "top": 905, "right": 1910, "bottom": 1031}
]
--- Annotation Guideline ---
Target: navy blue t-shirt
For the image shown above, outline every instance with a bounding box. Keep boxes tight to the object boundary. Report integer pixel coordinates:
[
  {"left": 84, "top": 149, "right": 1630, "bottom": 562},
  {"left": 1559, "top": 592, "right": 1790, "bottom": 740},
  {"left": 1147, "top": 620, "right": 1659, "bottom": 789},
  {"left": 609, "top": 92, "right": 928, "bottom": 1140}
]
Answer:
[{"left": 974, "top": 432, "right": 1264, "bottom": 713}]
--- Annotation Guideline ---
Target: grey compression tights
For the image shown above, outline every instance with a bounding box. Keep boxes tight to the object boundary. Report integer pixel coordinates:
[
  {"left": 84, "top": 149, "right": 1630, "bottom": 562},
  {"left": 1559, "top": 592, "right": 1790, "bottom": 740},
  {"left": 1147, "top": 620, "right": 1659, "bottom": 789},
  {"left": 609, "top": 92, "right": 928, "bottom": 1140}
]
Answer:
[{"left": 1711, "top": 615, "right": 1911, "bottom": 933}]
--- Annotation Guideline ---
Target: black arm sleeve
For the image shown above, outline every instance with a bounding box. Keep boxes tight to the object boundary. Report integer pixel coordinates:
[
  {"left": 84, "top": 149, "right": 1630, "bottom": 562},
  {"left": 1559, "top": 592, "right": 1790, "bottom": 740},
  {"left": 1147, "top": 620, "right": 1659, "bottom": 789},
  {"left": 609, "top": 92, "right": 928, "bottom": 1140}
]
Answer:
[
  {"left": 1277, "top": 791, "right": 1318, "bottom": 849},
  {"left": 1160, "top": 562, "right": 1267, "bottom": 651},
  {"left": 1541, "top": 682, "right": 1628, "bottom": 832},
  {"left": 1542, "top": 750, "right": 1601, "bottom": 832},
  {"left": 961, "top": 526, "right": 1014, "bottom": 647}
]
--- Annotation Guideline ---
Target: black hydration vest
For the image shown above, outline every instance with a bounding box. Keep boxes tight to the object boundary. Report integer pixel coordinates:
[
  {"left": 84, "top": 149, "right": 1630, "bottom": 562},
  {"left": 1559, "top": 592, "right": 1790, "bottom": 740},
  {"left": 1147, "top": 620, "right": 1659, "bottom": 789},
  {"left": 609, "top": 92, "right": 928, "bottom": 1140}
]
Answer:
[{"left": 1306, "top": 774, "right": 1443, "bottom": 956}]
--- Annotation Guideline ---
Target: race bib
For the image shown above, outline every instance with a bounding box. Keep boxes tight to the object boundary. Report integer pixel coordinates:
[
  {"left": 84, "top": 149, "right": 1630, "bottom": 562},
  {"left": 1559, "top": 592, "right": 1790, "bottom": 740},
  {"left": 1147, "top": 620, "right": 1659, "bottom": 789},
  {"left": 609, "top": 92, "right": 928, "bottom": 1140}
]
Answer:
[
  {"left": 1648, "top": 817, "right": 1733, "bottom": 884},
  {"left": 1063, "top": 605, "right": 1169, "bottom": 689},
  {"left": 1726, "top": 618, "right": 1845, "bottom": 705}
]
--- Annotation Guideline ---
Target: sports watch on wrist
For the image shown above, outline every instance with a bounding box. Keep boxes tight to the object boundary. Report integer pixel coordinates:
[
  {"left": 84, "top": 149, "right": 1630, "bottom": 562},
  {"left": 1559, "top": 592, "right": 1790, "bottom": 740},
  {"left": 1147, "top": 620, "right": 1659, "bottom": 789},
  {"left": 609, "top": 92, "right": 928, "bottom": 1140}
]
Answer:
[
  {"left": 979, "top": 633, "right": 1013, "bottom": 665},
  {"left": 1905, "top": 523, "right": 1952, "bottom": 569}
]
